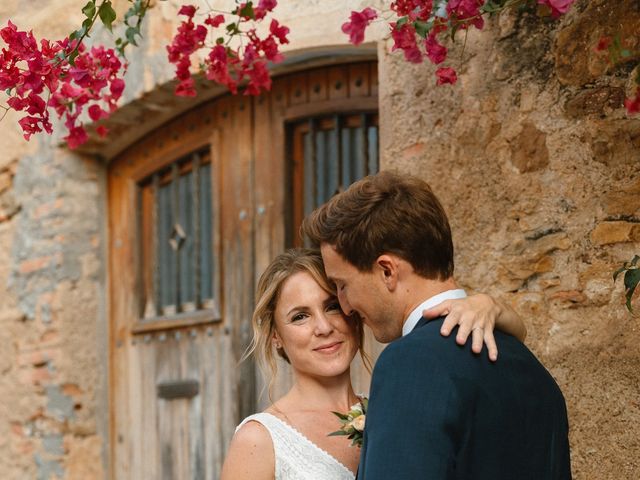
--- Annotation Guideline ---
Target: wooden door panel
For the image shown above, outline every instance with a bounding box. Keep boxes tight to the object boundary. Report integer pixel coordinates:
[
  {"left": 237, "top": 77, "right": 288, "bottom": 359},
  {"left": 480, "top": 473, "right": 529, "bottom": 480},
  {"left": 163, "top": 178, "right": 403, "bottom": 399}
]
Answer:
[
  {"left": 108, "top": 99, "right": 237, "bottom": 480},
  {"left": 109, "top": 61, "right": 379, "bottom": 479}
]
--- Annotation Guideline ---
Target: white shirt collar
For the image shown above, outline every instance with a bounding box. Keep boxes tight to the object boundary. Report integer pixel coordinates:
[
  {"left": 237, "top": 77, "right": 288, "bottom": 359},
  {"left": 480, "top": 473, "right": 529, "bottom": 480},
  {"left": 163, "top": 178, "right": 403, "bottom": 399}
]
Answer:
[{"left": 402, "top": 289, "right": 467, "bottom": 336}]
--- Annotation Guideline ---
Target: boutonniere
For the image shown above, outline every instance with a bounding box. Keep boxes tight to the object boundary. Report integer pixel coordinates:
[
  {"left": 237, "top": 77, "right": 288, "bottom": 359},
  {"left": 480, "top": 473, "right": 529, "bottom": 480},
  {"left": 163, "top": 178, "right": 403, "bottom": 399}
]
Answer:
[{"left": 328, "top": 397, "right": 368, "bottom": 447}]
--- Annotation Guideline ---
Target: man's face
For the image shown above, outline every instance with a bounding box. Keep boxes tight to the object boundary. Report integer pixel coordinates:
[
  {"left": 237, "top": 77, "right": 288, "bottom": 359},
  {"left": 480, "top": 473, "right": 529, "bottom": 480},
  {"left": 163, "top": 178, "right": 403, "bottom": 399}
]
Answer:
[{"left": 320, "top": 243, "right": 400, "bottom": 343}]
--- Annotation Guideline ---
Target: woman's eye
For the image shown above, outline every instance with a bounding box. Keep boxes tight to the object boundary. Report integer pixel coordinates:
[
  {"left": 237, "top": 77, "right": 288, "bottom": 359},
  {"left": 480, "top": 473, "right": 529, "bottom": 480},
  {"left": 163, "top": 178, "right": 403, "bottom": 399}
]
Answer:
[
  {"left": 291, "top": 313, "right": 307, "bottom": 322},
  {"left": 327, "top": 302, "right": 342, "bottom": 313}
]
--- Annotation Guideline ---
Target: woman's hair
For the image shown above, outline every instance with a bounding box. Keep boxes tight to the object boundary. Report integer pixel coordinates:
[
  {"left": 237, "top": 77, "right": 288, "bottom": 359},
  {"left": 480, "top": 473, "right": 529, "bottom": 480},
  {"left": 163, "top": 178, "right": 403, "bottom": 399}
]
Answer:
[{"left": 243, "top": 248, "right": 371, "bottom": 398}]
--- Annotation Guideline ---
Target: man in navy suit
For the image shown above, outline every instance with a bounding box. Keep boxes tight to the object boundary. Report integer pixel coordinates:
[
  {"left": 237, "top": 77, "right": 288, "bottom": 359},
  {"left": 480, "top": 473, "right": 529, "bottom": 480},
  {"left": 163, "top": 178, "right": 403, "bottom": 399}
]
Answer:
[{"left": 302, "top": 171, "right": 571, "bottom": 479}]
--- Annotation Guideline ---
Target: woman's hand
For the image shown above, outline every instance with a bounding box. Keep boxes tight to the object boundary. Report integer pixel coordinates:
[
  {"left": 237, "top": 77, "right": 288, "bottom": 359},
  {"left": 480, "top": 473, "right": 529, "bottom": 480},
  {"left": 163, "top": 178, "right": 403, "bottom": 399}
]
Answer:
[{"left": 422, "top": 293, "right": 527, "bottom": 362}]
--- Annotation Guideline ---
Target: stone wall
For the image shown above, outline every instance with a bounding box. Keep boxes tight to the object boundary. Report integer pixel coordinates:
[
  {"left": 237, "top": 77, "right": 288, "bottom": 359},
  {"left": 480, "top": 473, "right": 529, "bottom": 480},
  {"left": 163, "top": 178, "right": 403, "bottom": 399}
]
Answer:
[
  {"left": 0, "top": 143, "right": 107, "bottom": 479},
  {"left": 378, "top": 1, "right": 640, "bottom": 478},
  {"left": 0, "top": 0, "right": 638, "bottom": 478}
]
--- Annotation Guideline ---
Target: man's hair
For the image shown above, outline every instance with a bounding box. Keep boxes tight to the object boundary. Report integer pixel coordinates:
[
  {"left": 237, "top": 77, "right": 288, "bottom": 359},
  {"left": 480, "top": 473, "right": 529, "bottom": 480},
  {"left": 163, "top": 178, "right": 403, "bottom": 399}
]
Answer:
[{"left": 301, "top": 171, "right": 454, "bottom": 280}]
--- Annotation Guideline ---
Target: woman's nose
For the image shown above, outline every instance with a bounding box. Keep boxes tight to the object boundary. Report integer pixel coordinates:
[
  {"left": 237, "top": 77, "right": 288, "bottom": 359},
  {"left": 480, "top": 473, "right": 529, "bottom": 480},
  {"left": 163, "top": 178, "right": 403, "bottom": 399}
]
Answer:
[{"left": 314, "top": 312, "right": 334, "bottom": 335}]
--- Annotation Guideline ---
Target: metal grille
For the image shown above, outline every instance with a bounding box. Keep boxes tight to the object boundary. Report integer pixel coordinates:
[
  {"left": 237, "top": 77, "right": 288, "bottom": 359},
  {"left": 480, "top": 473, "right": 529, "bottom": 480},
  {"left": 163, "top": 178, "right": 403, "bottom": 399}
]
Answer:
[
  {"left": 289, "top": 112, "right": 379, "bottom": 245},
  {"left": 140, "top": 150, "right": 214, "bottom": 318}
]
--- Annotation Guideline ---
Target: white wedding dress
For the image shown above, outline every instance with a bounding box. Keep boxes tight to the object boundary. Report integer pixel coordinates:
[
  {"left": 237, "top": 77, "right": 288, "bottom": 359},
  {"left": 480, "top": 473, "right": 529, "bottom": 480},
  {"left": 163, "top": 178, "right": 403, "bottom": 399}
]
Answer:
[{"left": 236, "top": 412, "right": 356, "bottom": 480}]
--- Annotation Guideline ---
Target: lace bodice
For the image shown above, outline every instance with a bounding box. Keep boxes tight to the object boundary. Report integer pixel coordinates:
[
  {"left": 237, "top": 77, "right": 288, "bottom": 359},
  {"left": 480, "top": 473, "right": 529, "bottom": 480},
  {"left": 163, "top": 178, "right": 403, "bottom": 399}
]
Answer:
[{"left": 236, "top": 412, "right": 356, "bottom": 480}]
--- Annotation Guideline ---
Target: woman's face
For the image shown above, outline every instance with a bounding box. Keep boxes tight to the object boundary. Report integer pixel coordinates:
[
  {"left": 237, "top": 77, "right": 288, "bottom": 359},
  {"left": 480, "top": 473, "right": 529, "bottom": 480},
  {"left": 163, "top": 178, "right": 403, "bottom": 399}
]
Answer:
[{"left": 273, "top": 271, "right": 359, "bottom": 379}]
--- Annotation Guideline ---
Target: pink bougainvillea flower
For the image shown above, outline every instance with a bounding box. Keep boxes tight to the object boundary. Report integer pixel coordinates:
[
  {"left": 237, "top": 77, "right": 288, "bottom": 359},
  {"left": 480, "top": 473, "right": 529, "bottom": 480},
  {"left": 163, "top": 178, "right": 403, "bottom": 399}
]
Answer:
[
  {"left": 205, "top": 44, "right": 238, "bottom": 94},
  {"left": 1, "top": 20, "right": 124, "bottom": 147},
  {"left": 64, "top": 126, "right": 89, "bottom": 149},
  {"left": 594, "top": 36, "right": 611, "bottom": 53},
  {"left": 255, "top": 0, "right": 278, "bottom": 19},
  {"left": 260, "top": 35, "right": 284, "bottom": 62},
  {"left": 624, "top": 87, "right": 640, "bottom": 115},
  {"left": 447, "top": 0, "right": 484, "bottom": 30},
  {"left": 537, "top": 0, "right": 575, "bottom": 18},
  {"left": 175, "top": 77, "right": 197, "bottom": 97},
  {"left": 270, "top": 19, "right": 289, "bottom": 44},
  {"left": 178, "top": 5, "right": 197, "bottom": 17},
  {"left": 244, "top": 60, "right": 271, "bottom": 95},
  {"left": 96, "top": 125, "right": 109, "bottom": 137},
  {"left": 258, "top": 0, "right": 277, "bottom": 10},
  {"left": 205, "top": 14, "right": 225, "bottom": 28},
  {"left": 342, "top": 7, "right": 377, "bottom": 45},
  {"left": 391, "top": 0, "right": 433, "bottom": 20},
  {"left": 88, "top": 104, "right": 108, "bottom": 121},
  {"left": 391, "top": 23, "right": 423, "bottom": 63},
  {"left": 436, "top": 66, "right": 458, "bottom": 85},
  {"left": 110, "top": 78, "right": 125, "bottom": 99},
  {"left": 425, "top": 33, "right": 447, "bottom": 65}
]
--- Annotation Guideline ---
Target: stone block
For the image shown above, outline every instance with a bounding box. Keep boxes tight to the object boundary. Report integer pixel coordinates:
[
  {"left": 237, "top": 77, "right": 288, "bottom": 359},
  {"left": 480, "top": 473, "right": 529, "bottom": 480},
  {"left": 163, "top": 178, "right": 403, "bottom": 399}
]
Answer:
[
  {"left": 508, "top": 121, "right": 549, "bottom": 173},
  {"left": 549, "top": 289, "right": 587, "bottom": 307},
  {"left": 591, "top": 221, "right": 640, "bottom": 245},
  {"left": 605, "top": 179, "right": 640, "bottom": 217},
  {"left": 565, "top": 87, "right": 625, "bottom": 118}
]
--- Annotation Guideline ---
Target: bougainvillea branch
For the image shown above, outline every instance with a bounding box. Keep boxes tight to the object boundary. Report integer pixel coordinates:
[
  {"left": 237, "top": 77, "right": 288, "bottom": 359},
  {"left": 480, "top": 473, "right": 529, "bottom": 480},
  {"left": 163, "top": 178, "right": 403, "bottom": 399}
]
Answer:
[
  {"left": 0, "top": 0, "right": 132, "bottom": 147},
  {"left": 2, "top": 0, "right": 639, "bottom": 149},
  {"left": 341, "top": 0, "right": 578, "bottom": 86},
  {"left": 166, "top": 1, "right": 290, "bottom": 97}
]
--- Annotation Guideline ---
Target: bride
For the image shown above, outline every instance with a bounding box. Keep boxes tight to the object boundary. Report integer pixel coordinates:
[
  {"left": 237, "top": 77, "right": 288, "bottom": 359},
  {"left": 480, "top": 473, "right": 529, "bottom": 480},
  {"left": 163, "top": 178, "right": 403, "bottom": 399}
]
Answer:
[{"left": 220, "top": 249, "right": 526, "bottom": 479}]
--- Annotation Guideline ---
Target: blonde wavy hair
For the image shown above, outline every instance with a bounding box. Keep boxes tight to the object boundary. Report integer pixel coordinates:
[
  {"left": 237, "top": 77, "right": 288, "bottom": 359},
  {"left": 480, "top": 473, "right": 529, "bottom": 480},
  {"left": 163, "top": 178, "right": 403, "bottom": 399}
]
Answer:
[{"left": 242, "top": 248, "right": 371, "bottom": 396}]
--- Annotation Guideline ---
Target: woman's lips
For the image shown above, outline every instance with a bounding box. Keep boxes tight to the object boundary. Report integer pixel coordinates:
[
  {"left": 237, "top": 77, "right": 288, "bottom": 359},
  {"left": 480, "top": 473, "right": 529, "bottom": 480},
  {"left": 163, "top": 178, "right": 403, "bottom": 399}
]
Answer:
[{"left": 314, "top": 341, "right": 343, "bottom": 354}]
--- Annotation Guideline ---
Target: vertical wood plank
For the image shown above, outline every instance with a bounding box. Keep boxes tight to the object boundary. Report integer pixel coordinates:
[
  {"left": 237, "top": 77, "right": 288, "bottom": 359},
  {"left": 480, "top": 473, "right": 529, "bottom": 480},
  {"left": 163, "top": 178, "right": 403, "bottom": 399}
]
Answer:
[
  {"left": 308, "top": 69, "right": 329, "bottom": 103},
  {"left": 348, "top": 63, "right": 371, "bottom": 97},
  {"left": 287, "top": 72, "right": 309, "bottom": 106},
  {"left": 219, "top": 95, "right": 256, "bottom": 434},
  {"left": 328, "top": 65, "right": 349, "bottom": 101}
]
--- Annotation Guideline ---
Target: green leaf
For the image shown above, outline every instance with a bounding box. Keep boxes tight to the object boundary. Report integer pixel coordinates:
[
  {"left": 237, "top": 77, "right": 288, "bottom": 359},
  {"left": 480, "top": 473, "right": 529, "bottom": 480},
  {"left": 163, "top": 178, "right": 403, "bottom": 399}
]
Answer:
[
  {"left": 414, "top": 20, "right": 432, "bottom": 39},
  {"left": 613, "top": 264, "right": 627, "bottom": 282},
  {"left": 396, "top": 16, "right": 409, "bottom": 28},
  {"left": 328, "top": 430, "right": 349, "bottom": 437},
  {"left": 82, "top": 17, "right": 93, "bottom": 33},
  {"left": 82, "top": 0, "right": 96, "bottom": 19},
  {"left": 69, "top": 49, "right": 80, "bottom": 66},
  {"left": 98, "top": 1, "right": 117, "bottom": 32},
  {"left": 216, "top": 37, "right": 225, "bottom": 45},
  {"left": 126, "top": 26, "right": 139, "bottom": 46},
  {"left": 623, "top": 267, "right": 640, "bottom": 291},
  {"left": 331, "top": 411, "right": 350, "bottom": 421},
  {"left": 238, "top": 1, "right": 255, "bottom": 19},
  {"left": 624, "top": 268, "right": 640, "bottom": 312}
]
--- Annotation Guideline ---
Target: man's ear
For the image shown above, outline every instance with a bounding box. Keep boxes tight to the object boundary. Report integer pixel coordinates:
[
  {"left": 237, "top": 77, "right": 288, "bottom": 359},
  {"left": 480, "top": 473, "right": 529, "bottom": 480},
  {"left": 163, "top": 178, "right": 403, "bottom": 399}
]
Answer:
[{"left": 375, "top": 254, "right": 399, "bottom": 291}]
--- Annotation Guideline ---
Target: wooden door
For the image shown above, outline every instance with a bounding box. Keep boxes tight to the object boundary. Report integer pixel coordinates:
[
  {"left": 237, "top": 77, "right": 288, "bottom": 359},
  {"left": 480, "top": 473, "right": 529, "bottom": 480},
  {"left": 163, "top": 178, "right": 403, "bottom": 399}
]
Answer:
[{"left": 108, "top": 61, "right": 378, "bottom": 479}]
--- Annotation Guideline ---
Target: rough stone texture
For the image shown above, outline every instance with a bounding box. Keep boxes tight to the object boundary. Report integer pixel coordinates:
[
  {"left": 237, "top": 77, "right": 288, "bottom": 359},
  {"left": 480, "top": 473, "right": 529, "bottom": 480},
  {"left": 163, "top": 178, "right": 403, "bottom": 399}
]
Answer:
[
  {"left": 378, "top": 2, "right": 640, "bottom": 479},
  {"left": 1, "top": 0, "right": 638, "bottom": 479},
  {"left": 0, "top": 134, "right": 105, "bottom": 479}
]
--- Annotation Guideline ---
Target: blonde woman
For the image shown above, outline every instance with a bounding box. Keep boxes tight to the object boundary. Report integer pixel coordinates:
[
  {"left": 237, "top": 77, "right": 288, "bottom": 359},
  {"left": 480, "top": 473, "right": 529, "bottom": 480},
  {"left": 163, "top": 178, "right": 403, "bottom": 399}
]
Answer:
[{"left": 220, "top": 249, "right": 526, "bottom": 480}]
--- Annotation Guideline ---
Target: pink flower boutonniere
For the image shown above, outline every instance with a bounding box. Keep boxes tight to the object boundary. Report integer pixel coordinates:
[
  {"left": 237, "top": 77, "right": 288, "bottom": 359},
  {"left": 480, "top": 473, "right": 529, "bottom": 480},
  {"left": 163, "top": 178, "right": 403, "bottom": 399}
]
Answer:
[{"left": 328, "top": 397, "right": 368, "bottom": 447}]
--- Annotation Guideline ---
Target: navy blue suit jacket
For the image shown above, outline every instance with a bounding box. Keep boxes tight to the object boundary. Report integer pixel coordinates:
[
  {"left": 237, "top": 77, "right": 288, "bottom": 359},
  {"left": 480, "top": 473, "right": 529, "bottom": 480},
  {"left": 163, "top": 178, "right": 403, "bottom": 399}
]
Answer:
[{"left": 357, "top": 317, "right": 571, "bottom": 479}]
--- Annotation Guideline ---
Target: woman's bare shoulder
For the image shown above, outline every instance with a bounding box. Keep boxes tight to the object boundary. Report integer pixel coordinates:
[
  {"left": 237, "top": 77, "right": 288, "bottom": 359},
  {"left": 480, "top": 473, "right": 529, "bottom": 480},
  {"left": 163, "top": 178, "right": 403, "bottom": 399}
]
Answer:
[{"left": 220, "top": 419, "right": 274, "bottom": 480}]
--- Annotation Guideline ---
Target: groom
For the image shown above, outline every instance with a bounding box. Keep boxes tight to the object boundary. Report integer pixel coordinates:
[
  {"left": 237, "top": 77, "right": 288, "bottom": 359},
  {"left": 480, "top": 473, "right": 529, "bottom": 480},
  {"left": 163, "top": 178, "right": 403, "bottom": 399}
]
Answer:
[{"left": 302, "top": 171, "right": 572, "bottom": 479}]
